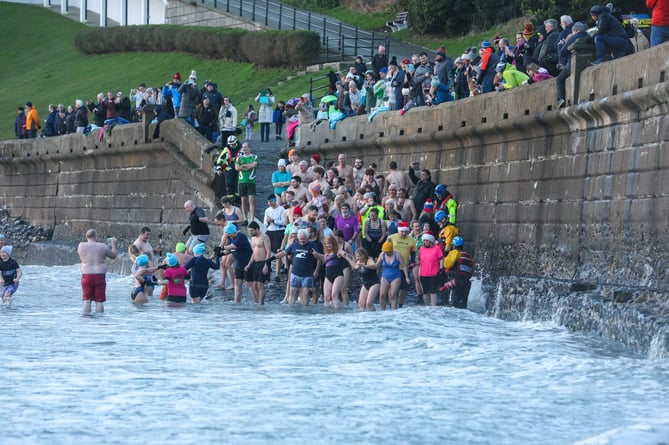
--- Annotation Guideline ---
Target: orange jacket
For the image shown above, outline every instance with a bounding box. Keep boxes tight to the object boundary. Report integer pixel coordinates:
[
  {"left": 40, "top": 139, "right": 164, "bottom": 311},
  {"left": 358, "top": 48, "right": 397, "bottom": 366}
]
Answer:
[{"left": 26, "top": 107, "right": 40, "bottom": 131}]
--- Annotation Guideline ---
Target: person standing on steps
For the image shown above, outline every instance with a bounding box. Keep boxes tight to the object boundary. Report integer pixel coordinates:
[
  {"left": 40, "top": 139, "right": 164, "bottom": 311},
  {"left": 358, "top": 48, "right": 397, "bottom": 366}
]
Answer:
[
  {"left": 77, "top": 229, "right": 117, "bottom": 315},
  {"left": 256, "top": 88, "right": 275, "bottom": 143},
  {"left": 183, "top": 200, "right": 210, "bottom": 253},
  {"left": 235, "top": 142, "right": 258, "bottom": 224},
  {"left": 273, "top": 100, "right": 286, "bottom": 140}
]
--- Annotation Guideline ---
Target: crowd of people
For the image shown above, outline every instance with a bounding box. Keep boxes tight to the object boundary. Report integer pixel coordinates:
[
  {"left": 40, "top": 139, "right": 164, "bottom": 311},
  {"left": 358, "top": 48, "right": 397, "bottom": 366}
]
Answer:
[
  {"left": 72, "top": 146, "right": 475, "bottom": 314},
  {"left": 14, "top": 3, "right": 667, "bottom": 145}
]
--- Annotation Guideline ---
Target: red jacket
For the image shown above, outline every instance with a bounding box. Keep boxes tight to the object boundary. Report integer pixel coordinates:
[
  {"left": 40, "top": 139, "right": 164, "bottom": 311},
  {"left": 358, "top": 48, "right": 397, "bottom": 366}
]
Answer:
[{"left": 647, "top": 0, "right": 669, "bottom": 26}]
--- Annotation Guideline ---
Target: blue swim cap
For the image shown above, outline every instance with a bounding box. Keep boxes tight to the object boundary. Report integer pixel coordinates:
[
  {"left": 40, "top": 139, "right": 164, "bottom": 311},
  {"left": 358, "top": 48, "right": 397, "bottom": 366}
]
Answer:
[
  {"left": 193, "top": 243, "right": 206, "bottom": 255},
  {"left": 136, "top": 254, "right": 149, "bottom": 267},
  {"left": 166, "top": 253, "right": 178, "bottom": 267},
  {"left": 224, "top": 223, "right": 238, "bottom": 235}
]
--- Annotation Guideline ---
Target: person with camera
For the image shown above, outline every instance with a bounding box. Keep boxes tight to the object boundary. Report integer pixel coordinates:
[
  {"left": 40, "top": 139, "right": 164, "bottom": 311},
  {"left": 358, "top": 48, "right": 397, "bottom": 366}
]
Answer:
[
  {"left": 178, "top": 70, "right": 201, "bottom": 127},
  {"left": 255, "top": 87, "right": 275, "bottom": 143},
  {"left": 162, "top": 72, "right": 182, "bottom": 116},
  {"left": 218, "top": 96, "right": 238, "bottom": 147},
  {"left": 87, "top": 93, "right": 107, "bottom": 127}
]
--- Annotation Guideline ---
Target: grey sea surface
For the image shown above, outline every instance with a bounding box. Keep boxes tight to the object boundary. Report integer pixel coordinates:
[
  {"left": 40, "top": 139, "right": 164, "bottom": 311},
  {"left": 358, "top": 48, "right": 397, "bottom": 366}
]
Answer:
[{"left": 1, "top": 265, "right": 669, "bottom": 445}]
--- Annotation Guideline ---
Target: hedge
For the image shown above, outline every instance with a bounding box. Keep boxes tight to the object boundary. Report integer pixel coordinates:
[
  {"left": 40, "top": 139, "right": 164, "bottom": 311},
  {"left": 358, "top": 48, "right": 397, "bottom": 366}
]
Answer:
[{"left": 74, "top": 26, "right": 321, "bottom": 68}]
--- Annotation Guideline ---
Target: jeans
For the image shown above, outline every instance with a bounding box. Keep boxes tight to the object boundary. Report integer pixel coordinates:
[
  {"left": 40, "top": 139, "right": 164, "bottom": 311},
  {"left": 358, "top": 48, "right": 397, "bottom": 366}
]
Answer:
[
  {"left": 260, "top": 122, "right": 270, "bottom": 141},
  {"left": 594, "top": 34, "right": 629, "bottom": 62},
  {"left": 555, "top": 67, "right": 571, "bottom": 101},
  {"left": 650, "top": 25, "right": 669, "bottom": 47}
]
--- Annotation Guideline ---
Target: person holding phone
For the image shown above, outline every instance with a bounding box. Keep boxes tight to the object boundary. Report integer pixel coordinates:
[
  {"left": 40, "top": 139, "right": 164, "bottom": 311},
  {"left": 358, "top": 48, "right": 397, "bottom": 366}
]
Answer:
[{"left": 255, "top": 87, "right": 275, "bottom": 142}]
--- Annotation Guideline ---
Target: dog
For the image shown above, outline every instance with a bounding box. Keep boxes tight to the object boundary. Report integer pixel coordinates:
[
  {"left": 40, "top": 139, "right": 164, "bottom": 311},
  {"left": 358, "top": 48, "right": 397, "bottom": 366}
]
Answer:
[{"left": 468, "top": 78, "right": 481, "bottom": 96}]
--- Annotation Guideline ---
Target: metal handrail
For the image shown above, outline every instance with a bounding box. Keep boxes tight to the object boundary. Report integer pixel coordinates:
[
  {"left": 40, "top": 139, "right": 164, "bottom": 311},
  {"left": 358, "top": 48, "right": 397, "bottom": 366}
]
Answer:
[{"left": 197, "top": 0, "right": 389, "bottom": 62}]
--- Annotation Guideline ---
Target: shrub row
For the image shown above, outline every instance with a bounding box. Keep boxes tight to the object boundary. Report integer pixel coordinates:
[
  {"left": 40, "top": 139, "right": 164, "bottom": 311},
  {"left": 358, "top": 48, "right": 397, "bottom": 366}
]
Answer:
[{"left": 74, "top": 26, "right": 321, "bottom": 68}]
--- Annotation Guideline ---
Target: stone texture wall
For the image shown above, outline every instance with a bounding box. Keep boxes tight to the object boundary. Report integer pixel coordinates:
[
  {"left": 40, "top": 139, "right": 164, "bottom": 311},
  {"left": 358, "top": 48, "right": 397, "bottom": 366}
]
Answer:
[
  {"left": 0, "top": 119, "right": 217, "bottom": 248},
  {"left": 165, "top": 0, "right": 265, "bottom": 30}
]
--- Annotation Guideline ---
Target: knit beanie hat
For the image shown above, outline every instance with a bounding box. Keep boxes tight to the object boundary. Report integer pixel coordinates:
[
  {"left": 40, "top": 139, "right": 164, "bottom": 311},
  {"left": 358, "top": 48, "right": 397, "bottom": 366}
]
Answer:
[
  {"left": 423, "top": 199, "right": 434, "bottom": 213},
  {"left": 381, "top": 240, "right": 394, "bottom": 253}
]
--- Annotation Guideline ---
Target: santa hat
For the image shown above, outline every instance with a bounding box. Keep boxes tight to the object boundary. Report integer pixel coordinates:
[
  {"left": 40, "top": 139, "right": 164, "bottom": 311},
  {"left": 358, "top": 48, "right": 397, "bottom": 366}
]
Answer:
[
  {"left": 423, "top": 199, "right": 434, "bottom": 213},
  {"left": 398, "top": 221, "right": 410, "bottom": 232}
]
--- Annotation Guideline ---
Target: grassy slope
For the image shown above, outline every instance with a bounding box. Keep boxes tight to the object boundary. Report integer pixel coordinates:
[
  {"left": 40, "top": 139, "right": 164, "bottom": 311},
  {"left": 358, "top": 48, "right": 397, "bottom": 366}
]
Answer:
[{"left": 0, "top": 3, "right": 324, "bottom": 141}]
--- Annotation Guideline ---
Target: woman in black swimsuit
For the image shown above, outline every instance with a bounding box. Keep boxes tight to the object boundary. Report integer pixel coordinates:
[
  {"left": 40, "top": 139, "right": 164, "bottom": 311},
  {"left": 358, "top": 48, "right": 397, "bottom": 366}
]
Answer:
[{"left": 342, "top": 247, "right": 380, "bottom": 311}]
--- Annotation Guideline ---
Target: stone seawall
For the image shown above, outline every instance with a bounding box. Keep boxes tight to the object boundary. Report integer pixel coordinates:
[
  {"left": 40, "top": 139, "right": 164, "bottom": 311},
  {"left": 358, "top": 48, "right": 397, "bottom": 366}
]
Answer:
[{"left": 0, "top": 119, "right": 217, "bottom": 248}]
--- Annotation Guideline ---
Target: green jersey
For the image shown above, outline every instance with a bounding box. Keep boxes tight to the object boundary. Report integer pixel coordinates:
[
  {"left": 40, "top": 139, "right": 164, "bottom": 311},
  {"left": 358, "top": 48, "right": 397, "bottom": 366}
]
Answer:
[{"left": 236, "top": 153, "right": 257, "bottom": 184}]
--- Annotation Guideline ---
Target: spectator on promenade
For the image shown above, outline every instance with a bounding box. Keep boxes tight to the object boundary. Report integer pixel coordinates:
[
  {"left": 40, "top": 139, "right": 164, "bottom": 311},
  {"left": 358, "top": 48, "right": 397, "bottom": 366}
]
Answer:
[
  {"left": 413, "top": 52, "right": 433, "bottom": 106},
  {"left": 43, "top": 104, "right": 58, "bottom": 137},
  {"left": 218, "top": 96, "right": 238, "bottom": 145},
  {"left": 354, "top": 55, "right": 368, "bottom": 78},
  {"left": 162, "top": 72, "right": 182, "bottom": 116},
  {"left": 428, "top": 77, "right": 452, "bottom": 104},
  {"left": 496, "top": 38, "right": 515, "bottom": 65},
  {"left": 525, "top": 63, "right": 553, "bottom": 83},
  {"left": 273, "top": 100, "right": 285, "bottom": 140},
  {"left": 590, "top": 5, "right": 634, "bottom": 65},
  {"left": 74, "top": 99, "right": 88, "bottom": 133},
  {"left": 15, "top": 106, "right": 26, "bottom": 139},
  {"left": 116, "top": 91, "right": 132, "bottom": 121},
  {"left": 87, "top": 93, "right": 106, "bottom": 127},
  {"left": 478, "top": 41, "right": 500, "bottom": 93},
  {"left": 556, "top": 22, "right": 589, "bottom": 108},
  {"left": 434, "top": 48, "right": 454, "bottom": 86},
  {"left": 256, "top": 87, "right": 275, "bottom": 142},
  {"left": 196, "top": 96, "right": 217, "bottom": 142},
  {"left": 558, "top": 15, "right": 574, "bottom": 43},
  {"left": 201, "top": 81, "right": 223, "bottom": 114},
  {"left": 178, "top": 70, "right": 201, "bottom": 126},
  {"left": 25, "top": 101, "right": 39, "bottom": 139},
  {"left": 130, "top": 83, "right": 147, "bottom": 122},
  {"left": 103, "top": 91, "right": 118, "bottom": 119},
  {"left": 513, "top": 32, "right": 533, "bottom": 73},
  {"left": 495, "top": 62, "right": 530, "bottom": 91},
  {"left": 536, "top": 19, "right": 560, "bottom": 75},
  {"left": 647, "top": 0, "right": 669, "bottom": 46},
  {"left": 372, "top": 45, "right": 388, "bottom": 78},
  {"left": 628, "top": 18, "right": 650, "bottom": 52},
  {"left": 56, "top": 104, "right": 67, "bottom": 135},
  {"left": 65, "top": 105, "right": 76, "bottom": 133},
  {"left": 292, "top": 94, "right": 313, "bottom": 147},
  {"left": 453, "top": 57, "right": 469, "bottom": 100},
  {"left": 242, "top": 104, "right": 256, "bottom": 142}
]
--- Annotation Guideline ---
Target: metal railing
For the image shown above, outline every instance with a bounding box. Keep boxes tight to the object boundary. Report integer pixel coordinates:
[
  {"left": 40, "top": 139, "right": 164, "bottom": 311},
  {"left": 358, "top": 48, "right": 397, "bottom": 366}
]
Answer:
[{"left": 197, "top": 0, "right": 390, "bottom": 62}]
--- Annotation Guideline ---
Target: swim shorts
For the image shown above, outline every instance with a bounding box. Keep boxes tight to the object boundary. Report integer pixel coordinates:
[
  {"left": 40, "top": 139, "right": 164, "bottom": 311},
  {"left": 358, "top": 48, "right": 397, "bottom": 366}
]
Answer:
[{"left": 82, "top": 273, "right": 106, "bottom": 302}]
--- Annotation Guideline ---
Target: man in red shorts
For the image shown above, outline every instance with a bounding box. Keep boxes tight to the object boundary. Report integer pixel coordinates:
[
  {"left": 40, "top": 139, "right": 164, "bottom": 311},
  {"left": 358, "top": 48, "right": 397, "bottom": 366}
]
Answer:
[{"left": 77, "top": 229, "right": 118, "bottom": 314}]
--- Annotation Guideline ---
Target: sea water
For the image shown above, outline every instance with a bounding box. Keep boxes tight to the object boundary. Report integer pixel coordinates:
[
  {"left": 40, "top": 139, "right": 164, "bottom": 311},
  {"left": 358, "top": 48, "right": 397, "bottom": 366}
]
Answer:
[{"left": 1, "top": 265, "right": 668, "bottom": 445}]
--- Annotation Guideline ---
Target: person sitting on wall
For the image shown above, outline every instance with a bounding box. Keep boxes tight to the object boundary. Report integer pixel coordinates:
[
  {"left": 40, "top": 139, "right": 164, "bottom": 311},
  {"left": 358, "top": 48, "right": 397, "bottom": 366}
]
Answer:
[
  {"left": 555, "top": 22, "right": 590, "bottom": 109},
  {"left": 590, "top": 5, "right": 634, "bottom": 65}
]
